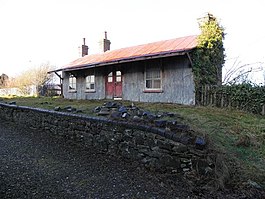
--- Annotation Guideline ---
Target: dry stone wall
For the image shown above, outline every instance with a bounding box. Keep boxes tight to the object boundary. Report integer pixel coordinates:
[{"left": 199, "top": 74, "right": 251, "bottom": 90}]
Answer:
[{"left": 0, "top": 102, "right": 214, "bottom": 176}]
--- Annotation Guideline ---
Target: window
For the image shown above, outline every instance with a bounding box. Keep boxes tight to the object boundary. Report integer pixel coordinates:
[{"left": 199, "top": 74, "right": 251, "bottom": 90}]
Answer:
[
  {"left": 85, "top": 75, "right": 95, "bottom": 91},
  {"left": 145, "top": 67, "right": 162, "bottom": 90},
  {"left": 116, "top": 71, "right": 122, "bottom": 82},
  {"left": 108, "top": 72, "right": 113, "bottom": 82},
  {"left": 69, "top": 75, "right": 76, "bottom": 91}
]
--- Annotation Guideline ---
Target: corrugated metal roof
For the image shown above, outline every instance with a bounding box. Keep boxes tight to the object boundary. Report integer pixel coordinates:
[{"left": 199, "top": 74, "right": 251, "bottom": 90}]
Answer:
[{"left": 58, "top": 35, "right": 197, "bottom": 72}]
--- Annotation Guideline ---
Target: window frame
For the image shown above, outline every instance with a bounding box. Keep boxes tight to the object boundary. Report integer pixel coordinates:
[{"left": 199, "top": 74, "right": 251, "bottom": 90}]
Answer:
[
  {"left": 68, "top": 74, "right": 77, "bottom": 92},
  {"left": 144, "top": 65, "right": 162, "bottom": 92},
  {"left": 85, "top": 74, "right": 96, "bottom": 92}
]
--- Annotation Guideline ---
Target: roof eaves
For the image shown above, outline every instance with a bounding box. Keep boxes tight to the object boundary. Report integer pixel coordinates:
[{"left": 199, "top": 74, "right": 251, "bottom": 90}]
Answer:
[{"left": 57, "top": 48, "right": 195, "bottom": 72}]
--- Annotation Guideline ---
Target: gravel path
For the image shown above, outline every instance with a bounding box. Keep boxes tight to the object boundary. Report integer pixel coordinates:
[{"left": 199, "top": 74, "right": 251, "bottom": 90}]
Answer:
[
  {"left": 0, "top": 119, "right": 193, "bottom": 199},
  {"left": 1, "top": 119, "right": 264, "bottom": 199}
]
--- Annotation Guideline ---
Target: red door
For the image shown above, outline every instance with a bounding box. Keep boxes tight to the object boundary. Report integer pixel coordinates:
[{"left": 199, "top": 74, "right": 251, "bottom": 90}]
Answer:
[{"left": 106, "top": 70, "right": 122, "bottom": 99}]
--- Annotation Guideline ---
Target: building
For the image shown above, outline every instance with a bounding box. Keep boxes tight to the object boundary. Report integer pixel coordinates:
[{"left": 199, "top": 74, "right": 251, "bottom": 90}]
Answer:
[{"left": 51, "top": 32, "right": 197, "bottom": 105}]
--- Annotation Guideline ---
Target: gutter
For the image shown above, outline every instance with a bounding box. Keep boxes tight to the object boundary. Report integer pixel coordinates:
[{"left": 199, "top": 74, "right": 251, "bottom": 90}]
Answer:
[{"left": 49, "top": 49, "right": 194, "bottom": 73}]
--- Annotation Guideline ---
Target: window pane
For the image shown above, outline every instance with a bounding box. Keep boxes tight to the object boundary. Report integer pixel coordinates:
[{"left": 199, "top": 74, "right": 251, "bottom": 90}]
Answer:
[
  {"left": 153, "top": 80, "right": 161, "bottom": 89},
  {"left": 145, "top": 66, "right": 161, "bottom": 90},
  {"left": 90, "top": 83, "right": 95, "bottom": 90},
  {"left": 86, "top": 83, "right": 90, "bottom": 89},
  {"left": 116, "top": 76, "right": 121, "bottom": 82},
  {"left": 153, "top": 69, "right": 160, "bottom": 78},
  {"left": 69, "top": 75, "right": 76, "bottom": 90},
  {"left": 108, "top": 72, "right": 113, "bottom": 82},
  {"left": 116, "top": 71, "right": 122, "bottom": 82},
  {"left": 86, "top": 75, "right": 95, "bottom": 90},
  {"left": 146, "top": 69, "right": 152, "bottom": 79},
  {"left": 146, "top": 80, "right": 152, "bottom": 88},
  {"left": 116, "top": 71, "right": 121, "bottom": 76},
  {"left": 91, "top": 75, "right": 95, "bottom": 83}
]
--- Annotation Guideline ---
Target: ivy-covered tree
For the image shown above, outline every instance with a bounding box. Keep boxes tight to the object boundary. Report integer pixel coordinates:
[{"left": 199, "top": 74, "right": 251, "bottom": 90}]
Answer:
[{"left": 192, "top": 13, "right": 225, "bottom": 87}]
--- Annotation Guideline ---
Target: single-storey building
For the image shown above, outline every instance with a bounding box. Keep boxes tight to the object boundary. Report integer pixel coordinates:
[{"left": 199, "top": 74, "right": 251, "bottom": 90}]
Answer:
[{"left": 51, "top": 32, "right": 197, "bottom": 105}]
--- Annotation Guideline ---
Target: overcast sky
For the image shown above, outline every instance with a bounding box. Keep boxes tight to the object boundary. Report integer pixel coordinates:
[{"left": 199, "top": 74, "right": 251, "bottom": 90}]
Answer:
[{"left": 0, "top": 0, "right": 264, "bottom": 82}]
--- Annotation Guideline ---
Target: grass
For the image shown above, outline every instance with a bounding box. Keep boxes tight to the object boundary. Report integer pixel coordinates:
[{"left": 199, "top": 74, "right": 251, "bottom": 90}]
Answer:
[{"left": 1, "top": 96, "right": 265, "bottom": 187}]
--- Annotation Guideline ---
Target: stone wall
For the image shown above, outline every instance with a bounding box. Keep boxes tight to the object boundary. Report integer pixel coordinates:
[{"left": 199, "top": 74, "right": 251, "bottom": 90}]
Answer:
[{"left": 0, "top": 102, "right": 213, "bottom": 175}]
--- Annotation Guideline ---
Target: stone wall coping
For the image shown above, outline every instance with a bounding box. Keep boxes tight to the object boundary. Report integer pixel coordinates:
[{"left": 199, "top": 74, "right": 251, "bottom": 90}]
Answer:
[{"left": 0, "top": 102, "right": 171, "bottom": 139}]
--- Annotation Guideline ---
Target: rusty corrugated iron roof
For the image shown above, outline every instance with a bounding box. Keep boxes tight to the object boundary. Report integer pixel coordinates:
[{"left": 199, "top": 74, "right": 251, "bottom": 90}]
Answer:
[{"left": 58, "top": 35, "right": 197, "bottom": 72}]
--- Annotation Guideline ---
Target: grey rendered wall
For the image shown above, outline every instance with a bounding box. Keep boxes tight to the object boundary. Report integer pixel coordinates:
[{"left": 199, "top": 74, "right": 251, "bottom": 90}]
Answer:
[
  {"left": 123, "top": 56, "right": 195, "bottom": 105},
  {"left": 62, "top": 56, "right": 195, "bottom": 105},
  {"left": 62, "top": 68, "right": 105, "bottom": 100}
]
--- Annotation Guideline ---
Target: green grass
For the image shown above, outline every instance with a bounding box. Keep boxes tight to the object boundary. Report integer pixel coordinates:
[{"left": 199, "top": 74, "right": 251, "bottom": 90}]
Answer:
[{"left": 1, "top": 96, "right": 265, "bottom": 186}]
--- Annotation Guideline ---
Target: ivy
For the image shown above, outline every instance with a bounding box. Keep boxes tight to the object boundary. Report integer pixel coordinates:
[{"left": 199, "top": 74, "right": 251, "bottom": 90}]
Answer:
[
  {"left": 219, "top": 82, "right": 265, "bottom": 114},
  {"left": 191, "top": 13, "right": 225, "bottom": 88}
]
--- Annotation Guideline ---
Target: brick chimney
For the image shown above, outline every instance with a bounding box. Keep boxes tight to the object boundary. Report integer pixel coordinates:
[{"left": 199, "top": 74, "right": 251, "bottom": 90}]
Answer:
[
  {"left": 102, "top": 31, "right": 111, "bottom": 52},
  {"left": 82, "top": 38, "right": 88, "bottom": 57}
]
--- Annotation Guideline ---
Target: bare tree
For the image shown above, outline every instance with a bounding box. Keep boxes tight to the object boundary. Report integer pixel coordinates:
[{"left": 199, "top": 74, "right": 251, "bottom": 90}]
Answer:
[
  {"left": 223, "top": 57, "right": 263, "bottom": 84},
  {"left": 31, "top": 63, "right": 54, "bottom": 95},
  {"left": 13, "top": 62, "right": 54, "bottom": 96}
]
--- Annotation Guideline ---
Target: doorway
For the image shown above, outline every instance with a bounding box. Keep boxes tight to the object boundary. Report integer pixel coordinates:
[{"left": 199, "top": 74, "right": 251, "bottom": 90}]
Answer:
[{"left": 105, "top": 70, "right": 122, "bottom": 99}]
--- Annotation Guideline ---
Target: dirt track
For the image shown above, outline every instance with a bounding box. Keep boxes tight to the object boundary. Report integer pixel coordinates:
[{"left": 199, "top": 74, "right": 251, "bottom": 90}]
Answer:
[
  {"left": 0, "top": 119, "right": 264, "bottom": 199},
  {"left": 0, "top": 119, "right": 194, "bottom": 198}
]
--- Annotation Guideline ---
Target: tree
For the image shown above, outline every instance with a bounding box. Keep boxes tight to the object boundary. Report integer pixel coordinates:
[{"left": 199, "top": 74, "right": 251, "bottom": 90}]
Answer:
[
  {"left": 0, "top": 73, "right": 9, "bottom": 88},
  {"left": 192, "top": 13, "right": 225, "bottom": 87},
  {"left": 31, "top": 63, "right": 54, "bottom": 95},
  {"left": 222, "top": 56, "right": 264, "bottom": 85},
  {"left": 13, "top": 62, "right": 54, "bottom": 96}
]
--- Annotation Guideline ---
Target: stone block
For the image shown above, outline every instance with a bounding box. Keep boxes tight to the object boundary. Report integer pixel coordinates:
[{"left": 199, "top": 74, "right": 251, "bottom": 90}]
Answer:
[
  {"left": 94, "top": 106, "right": 101, "bottom": 113},
  {"left": 132, "top": 115, "right": 142, "bottom": 122},
  {"left": 172, "top": 143, "right": 188, "bottom": 153},
  {"left": 8, "top": 101, "right": 16, "bottom": 105},
  {"left": 160, "top": 155, "right": 181, "bottom": 169},
  {"left": 134, "top": 134, "right": 145, "bottom": 146},
  {"left": 164, "top": 130, "right": 173, "bottom": 139},
  {"left": 122, "top": 112, "right": 129, "bottom": 119},
  {"left": 156, "top": 140, "right": 172, "bottom": 151},
  {"left": 195, "top": 136, "right": 206, "bottom": 150},
  {"left": 54, "top": 106, "right": 61, "bottom": 111},
  {"left": 154, "top": 120, "right": 167, "bottom": 128},
  {"left": 110, "top": 111, "right": 122, "bottom": 119},
  {"left": 104, "top": 101, "right": 120, "bottom": 108},
  {"left": 97, "top": 110, "right": 110, "bottom": 116},
  {"left": 174, "top": 124, "right": 190, "bottom": 131},
  {"left": 118, "top": 106, "right": 127, "bottom": 113}
]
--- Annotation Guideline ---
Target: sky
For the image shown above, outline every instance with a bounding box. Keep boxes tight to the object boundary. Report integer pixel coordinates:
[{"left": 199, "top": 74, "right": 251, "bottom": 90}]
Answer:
[{"left": 0, "top": 0, "right": 264, "bottom": 83}]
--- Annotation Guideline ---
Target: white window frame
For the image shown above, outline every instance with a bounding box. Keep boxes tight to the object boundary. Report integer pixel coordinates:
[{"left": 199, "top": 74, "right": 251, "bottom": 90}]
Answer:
[
  {"left": 144, "top": 66, "right": 162, "bottom": 91},
  {"left": 85, "top": 74, "right": 95, "bottom": 92},
  {"left": 68, "top": 74, "right": 76, "bottom": 91}
]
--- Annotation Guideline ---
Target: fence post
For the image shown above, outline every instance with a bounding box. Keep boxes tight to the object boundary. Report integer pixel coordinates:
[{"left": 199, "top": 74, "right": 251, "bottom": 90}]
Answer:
[{"left": 204, "top": 85, "right": 207, "bottom": 106}]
